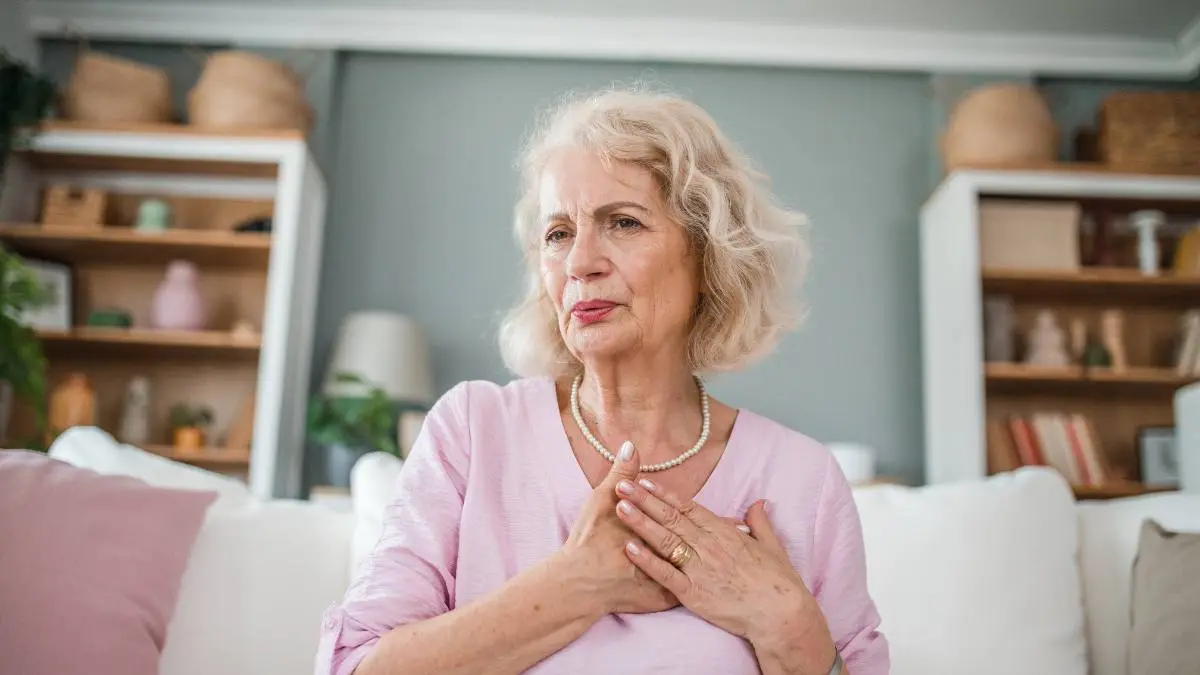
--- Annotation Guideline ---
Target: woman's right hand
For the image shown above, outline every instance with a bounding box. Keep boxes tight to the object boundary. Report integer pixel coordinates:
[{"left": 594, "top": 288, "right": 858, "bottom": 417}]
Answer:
[{"left": 558, "top": 440, "right": 679, "bottom": 616}]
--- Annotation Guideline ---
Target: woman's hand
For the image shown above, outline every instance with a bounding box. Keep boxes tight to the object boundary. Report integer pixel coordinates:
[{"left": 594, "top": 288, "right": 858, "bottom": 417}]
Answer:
[
  {"left": 557, "top": 441, "right": 679, "bottom": 616},
  {"left": 613, "top": 479, "right": 839, "bottom": 675}
]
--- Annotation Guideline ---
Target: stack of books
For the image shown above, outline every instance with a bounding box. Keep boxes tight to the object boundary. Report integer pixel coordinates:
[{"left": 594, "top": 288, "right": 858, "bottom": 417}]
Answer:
[{"left": 987, "top": 412, "right": 1113, "bottom": 486}]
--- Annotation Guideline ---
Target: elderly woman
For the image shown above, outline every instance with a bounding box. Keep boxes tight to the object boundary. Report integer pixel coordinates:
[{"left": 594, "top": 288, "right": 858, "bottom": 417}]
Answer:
[{"left": 315, "top": 87, "right": 889, "bottom": 675}]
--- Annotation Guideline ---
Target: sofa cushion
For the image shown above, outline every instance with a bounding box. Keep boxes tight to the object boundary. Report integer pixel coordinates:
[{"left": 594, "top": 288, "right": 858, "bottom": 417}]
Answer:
[
  {"left": 1076, "top": 491, "right": 1200, "bottom": 675},
  {"left": 348, "top": 451, "right": 404, "bottom": 575},
  {"left": 0, "top": 450, "right": 217, "bottom": 675},
  {"left": 48, "top": 426, "right": 251, "bottom": 508},
  {"left": 852, "top": 466, "right": 1088, "bottom": 675},
  {"left": 1127, "top": 519, "right": 1200, "bottom": 675},
  {"left": 157, "top": 498, "right": 356, "bottom": 675}
]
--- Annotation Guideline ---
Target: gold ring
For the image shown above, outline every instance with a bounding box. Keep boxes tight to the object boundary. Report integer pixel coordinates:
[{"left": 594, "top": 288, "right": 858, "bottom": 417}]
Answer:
[{"left": 667, "top": 542, "right": 693, "bottom": 569}]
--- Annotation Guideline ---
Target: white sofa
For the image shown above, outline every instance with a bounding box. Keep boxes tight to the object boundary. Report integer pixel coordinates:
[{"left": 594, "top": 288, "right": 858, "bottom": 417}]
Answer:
[{"left": 47, "top": 428, "right": 1200, "bottom": 675}]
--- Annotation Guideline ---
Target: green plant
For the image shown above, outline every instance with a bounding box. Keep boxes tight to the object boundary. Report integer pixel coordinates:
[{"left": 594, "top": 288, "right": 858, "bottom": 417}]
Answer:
[
  {"left": 0, "top": 246, "right": 55, "bottom": 440},
  {"left": 170, "top": 403, "right": 214, "bottom": 430},
  {"left": 307, "top": 372, "right": 399, "bottom": 456},
  {"left": 0, "top": 49, "right": 56, "bottom": 183}
]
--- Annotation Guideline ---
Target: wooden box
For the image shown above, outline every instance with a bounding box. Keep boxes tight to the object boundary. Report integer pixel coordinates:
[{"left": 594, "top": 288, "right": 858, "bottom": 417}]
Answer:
[
  {"left": 979, "top": 199, "right": 1082, "bottom": 271},
  {"left": 41, "top": 185, "right": 107, "bottom": 228}
]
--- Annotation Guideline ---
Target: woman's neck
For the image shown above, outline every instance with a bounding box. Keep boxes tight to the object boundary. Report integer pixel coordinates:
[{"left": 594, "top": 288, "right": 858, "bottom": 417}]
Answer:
[{"left": 574, "top": 357, "right": 704, "bottom": 465}]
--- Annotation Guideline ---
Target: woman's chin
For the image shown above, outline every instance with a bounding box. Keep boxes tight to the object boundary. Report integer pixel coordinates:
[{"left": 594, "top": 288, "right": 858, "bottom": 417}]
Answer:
[{"left": 566, "top": 326, "right": 637, "bottom": 361}]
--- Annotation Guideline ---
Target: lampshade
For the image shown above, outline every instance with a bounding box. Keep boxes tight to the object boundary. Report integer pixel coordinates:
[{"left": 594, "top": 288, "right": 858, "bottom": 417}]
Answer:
[{"left": 323, "top": 311, "right": 434, "bottom": 407}]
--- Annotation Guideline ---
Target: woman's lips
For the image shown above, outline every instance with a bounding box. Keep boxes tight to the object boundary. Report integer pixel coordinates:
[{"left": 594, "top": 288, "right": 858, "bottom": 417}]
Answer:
[{"left": 571, "top": 300, "right": 617, "bottom": 325}]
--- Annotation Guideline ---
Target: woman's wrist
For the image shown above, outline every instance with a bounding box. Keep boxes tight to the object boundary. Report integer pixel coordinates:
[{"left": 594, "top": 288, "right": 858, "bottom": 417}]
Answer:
[
  {"left": 748, "top": 593, "right": 838, "bottom": 675},
  {"left": 545, "top": 548, "right": 612, "bottom": 623}
]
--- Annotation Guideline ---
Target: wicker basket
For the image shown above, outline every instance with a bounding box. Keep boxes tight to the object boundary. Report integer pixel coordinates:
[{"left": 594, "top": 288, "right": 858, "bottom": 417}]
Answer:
[
  {"left": 41, "top": 185, "right": 107, "bottom": 228},
  {"left": 186, "top": 50, "right": 313, "bottom": 132},
  {"left": 61, "top": 49, "right": 173, "bottom": 125},
  {"left": 1097, "top": 91, "right": 1200, "bottom": 171}
]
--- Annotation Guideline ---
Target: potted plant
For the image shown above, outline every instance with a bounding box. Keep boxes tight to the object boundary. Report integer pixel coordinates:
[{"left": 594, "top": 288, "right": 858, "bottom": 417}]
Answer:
[
  {"left": 170, "top": 403, "right": 214, "bottom": 451},
  {"left": 307, "top": 372, "right": 400, "bottom": 487},
  {"left": 0, "top": 49, "right": 56, "bottom": 186},
  {"left": 0, "top": 245, "right": 54, "bottom": 447}
]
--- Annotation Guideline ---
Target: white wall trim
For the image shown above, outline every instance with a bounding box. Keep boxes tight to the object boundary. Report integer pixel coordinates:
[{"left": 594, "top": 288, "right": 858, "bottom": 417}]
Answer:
[
  {"left": 1180, "top": 16, "right": 1200, "bottom": 72},
  {"left": 25, "top": 1, "right": 1200, "bottom": 79}
]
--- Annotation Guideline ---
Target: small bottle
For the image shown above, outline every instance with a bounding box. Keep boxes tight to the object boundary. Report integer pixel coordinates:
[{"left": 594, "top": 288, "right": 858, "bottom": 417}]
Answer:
[{"left": 1130, "top": 210, "right": 1166, "bottom": 276}]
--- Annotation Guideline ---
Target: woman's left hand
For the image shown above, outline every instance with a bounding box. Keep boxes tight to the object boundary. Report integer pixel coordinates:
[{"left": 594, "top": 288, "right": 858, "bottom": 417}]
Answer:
[{"left": 614, "top": 478, "right": 838, "bottom": 675}]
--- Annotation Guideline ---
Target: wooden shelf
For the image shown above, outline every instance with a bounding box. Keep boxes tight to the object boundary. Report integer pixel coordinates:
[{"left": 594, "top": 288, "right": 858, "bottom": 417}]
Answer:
[
  {"left": 144, "top": 444, "right": 251, "bottom": 468},
  {"left": 31, "top": 120, "right": 307, "bottom": 142},
  {"left": 986, "top": 363, "right": 1195, "bottom": 387},
  {"left": 954, "top": 161, "right": 1200, "bottom": 180},
  {"left": 982, "top": 267, "right": 1200, "bottom": 304},
  {"left": 38, "top": 327, "right": 261, "bottom": 359},
  {"left": 1072, "top": 482, "right": 1178, "bottom": 500},
  {"left": 0, "top": 223, "right": 272, "bottom": 267}
]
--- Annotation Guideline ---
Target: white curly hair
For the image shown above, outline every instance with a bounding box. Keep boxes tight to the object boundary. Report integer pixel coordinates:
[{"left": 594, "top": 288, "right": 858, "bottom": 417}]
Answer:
[{"left": 498, "top": 83, "right": 810, "bottom": 378}]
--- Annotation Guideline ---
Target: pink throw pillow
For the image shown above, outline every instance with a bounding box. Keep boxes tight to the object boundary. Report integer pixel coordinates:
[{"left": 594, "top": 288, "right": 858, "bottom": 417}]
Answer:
[{"left": 0, "top": 450, "right": 218, "bottom": 675}]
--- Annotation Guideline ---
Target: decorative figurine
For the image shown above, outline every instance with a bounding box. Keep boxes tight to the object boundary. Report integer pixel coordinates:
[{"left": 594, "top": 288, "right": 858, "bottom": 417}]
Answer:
[
  {"left": 1101, "top": 309, "right": 1128, "bottom": 372},
  {"left": 135, "top": 198, "right": 172, "bottom": 233},
  {"left": 47, "top": 373, "right": 96, "bottom": 442},
  {"left": 118, "top": 376, "right": 152, "bottom": 445},
  {"left": 1130, "top": 210, "right": 1165, "bottom": 276},
  {"left": 230, "top": 319, "right": 258, "bottom": 342},
  {"left": 983, "top": 296, "right": 1016, "bottom": 362},
  {"left": 151, "top": 260, "right": 207, "bottom": 331},
  {"left": 1069, "top": 317, "right": 1088, "bottom": 363},
  {"left": 1025, "top": 310, "right": 1070, "bottom": 367}
]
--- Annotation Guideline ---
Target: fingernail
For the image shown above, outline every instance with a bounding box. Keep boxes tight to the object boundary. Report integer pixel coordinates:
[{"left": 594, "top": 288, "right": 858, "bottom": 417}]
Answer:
[
  {"left": 736, "top": 524, "right": 751, "bottom": 534},
  {"left": 616, "top": 480, "right": 635, "bottom": 496},
  {"left": 617, "top": 500, "right": 635, "bottom": 515},
  {"left": 637, "top": 478, "right": 656, "bottom": 492},
  {"left": 626, "top": 541, "right": 641, "bottom": 556},
  {"left": 618, "top": 441, "right": 634, "bottom": 463}
]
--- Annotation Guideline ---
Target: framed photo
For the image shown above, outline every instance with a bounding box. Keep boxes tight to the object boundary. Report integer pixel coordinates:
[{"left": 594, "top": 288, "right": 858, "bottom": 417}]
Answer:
[
  {"left": 1138, "top": 426, "right": 1178, "bottom": 488},
  {"left": 16, "top": 257, "right": 73, "bottom": 331}
]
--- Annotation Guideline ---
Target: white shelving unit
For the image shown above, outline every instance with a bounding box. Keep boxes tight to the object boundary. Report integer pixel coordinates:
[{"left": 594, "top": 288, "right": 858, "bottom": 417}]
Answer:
[
  {"left": 0, "top": 122, "right": 327, "bottom": 499},
  {"left": 920, "top": 164, "right": 1200, "bottom": 493}
]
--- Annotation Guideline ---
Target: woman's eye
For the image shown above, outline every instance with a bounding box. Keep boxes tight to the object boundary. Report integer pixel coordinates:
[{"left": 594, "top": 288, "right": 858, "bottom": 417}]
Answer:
[
  {"left": 614, "top": 216, "right": 643, "bottom": 230},
  {"left": 545, "top": 229, "right": 570, "bottom": 244}
]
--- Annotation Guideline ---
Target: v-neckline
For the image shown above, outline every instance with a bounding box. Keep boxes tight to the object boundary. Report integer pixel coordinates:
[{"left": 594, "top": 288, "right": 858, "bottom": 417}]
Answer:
[{"left": 534, "top": 376, "right": 748, "bottom": 520}]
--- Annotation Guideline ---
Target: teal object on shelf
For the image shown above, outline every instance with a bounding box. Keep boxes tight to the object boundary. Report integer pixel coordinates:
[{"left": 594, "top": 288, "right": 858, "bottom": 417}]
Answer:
[
  {"left": 135, "top": 199, "right": 172, "bottom": 233},
  {"left": 87, "top": 309, "right": 133, "bottom": 328}
]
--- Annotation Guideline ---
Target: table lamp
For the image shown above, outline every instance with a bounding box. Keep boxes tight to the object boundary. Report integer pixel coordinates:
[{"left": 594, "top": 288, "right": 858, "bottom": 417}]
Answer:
[{"left": 323, "top": 311, "right": 434, "bottom": 408}]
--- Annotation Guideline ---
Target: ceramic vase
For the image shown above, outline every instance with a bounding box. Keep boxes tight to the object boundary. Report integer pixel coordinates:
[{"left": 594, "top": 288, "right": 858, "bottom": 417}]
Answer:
[
  {"left": 119, "top": 376, "right": 152, "bottom": 445},
  {"left": 151, "top": 260, "right": 207, "bottom": 330}
]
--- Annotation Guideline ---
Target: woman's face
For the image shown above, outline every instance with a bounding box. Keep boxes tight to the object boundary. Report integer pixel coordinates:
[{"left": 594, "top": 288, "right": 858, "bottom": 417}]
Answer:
[{"left": 538, "top": 147, "right": 700, "bottom": 367}]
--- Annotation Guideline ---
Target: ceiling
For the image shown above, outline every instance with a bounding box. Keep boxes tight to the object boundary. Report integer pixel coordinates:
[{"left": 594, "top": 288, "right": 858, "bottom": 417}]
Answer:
[
  {"left": 23, "top": 0, "right": 1200, "bottom": 78},
  {"left": 298, "top": 0, "right": 1199, "bottom": 41}
]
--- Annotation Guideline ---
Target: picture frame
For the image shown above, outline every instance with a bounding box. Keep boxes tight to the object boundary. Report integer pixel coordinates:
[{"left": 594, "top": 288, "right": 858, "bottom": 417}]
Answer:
[
  {"left": 1137, "top": 426, "right": 1178, "bottom": 488},
  {"left": 17, "top": 256, "right": 73, "bottom": 331}
]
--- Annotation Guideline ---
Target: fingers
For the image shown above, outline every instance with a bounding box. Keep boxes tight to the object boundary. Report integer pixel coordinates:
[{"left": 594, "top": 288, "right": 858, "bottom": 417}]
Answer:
[
  {"left": 625, "top": 476, "right": 719, "bottom": 529},
  {"left": 745, "top": 499, "right": 787, "bottom": 558},
  {"left": 624, "top": 540, "right": 692, "bottom": 598},
  {"left": 615, "top": 496, "right": 694, "bottom": 564},
  {"left": 720, "top": 517, "right": 752, "bottom": 535},
  {"left": 600, "top": 441, "right": 640, "bottom": 486}
]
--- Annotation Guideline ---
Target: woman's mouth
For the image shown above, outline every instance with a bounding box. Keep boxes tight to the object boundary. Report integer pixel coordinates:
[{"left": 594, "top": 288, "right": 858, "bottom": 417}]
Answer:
[{"left": 571, "top": 300, "right": 617, "bottom": 325}]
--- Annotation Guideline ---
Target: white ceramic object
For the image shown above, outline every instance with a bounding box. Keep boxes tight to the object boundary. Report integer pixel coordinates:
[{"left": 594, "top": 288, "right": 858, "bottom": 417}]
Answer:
[{"left": 828, "top": 442, "right": 877, "bottom": 484}]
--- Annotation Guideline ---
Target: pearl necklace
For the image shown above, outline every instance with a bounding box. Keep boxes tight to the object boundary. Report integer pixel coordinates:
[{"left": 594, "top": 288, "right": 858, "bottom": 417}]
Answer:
[{"left": 569, "top": 373, "right": 711, "bottom": 472}]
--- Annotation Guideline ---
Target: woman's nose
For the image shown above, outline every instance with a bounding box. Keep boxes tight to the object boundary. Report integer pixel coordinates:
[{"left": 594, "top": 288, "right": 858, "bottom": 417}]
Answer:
[{"left": 565, "top": 226, "right": 610, "bottom": 280}]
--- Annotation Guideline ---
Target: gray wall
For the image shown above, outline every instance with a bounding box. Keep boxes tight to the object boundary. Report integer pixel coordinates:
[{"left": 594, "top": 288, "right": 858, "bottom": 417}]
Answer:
[
  {"left": 33, "top": 37, "right": 1197, "bottom": 485},
  {"left": 318, "top": 53, "right": 932, "bottom": 482}
]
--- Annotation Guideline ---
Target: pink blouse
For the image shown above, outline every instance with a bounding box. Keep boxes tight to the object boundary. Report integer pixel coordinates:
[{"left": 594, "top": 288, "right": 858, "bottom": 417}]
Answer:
[{"left": 314, "top": 376, "right": 889, "bottom": 674}]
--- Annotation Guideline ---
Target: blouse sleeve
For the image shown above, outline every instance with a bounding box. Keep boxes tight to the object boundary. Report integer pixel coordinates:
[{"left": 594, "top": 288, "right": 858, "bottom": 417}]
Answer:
[
  {"left": 313, "top": 381, "right": 474, "bottom": 675},
  {"left": 810, "top": 451, "right": 891, "bottom": 675}
]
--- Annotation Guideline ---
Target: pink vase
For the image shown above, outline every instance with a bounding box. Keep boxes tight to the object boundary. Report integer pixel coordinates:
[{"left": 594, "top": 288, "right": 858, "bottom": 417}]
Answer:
[{"left": 151, "top": 260, "right": 207, "bottom": 330}]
